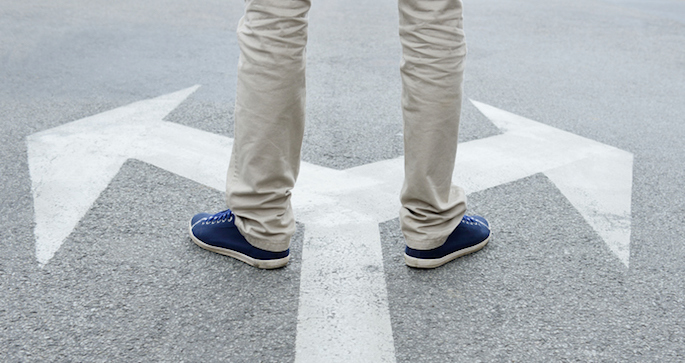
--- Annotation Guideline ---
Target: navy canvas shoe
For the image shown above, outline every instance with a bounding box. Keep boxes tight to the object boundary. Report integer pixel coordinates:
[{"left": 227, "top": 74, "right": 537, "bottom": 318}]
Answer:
[
  {"left": 189, "top": 209, "right": 289, "bottom": 269},
  {"left": 404, "top": 215, "right": 491, "bottom": 269}
]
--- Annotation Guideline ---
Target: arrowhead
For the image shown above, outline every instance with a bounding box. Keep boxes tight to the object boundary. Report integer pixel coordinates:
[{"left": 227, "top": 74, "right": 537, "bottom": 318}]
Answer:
[
  {"left": 27, "top": 86, "right": 200, "bottom": 265},
  {"left": 468, "top": 100, "right": 634, "bottom": 267},
  {"left": 544, "top": 153, "right": 633, "bottom": 266}
]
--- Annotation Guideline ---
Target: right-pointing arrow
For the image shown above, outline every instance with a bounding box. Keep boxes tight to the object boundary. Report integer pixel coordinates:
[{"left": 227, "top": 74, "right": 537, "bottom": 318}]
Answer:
[{"left": 464, "top": 100, "right": 634, "bottom": 266}]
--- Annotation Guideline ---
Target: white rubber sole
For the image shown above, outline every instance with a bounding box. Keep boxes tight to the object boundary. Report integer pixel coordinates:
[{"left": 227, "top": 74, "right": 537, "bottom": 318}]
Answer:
[
  {"left": 404, "top": 235, "right": 490, "bottom": 269},
  {"left": 188, "top": 223, "right": 289, "bottom": 269}
]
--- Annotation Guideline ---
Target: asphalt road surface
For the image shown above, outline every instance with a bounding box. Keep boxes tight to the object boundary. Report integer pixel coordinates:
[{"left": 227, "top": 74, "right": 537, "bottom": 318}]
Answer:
[{"left": 2, "top": 0, "right": 684, "bottom": 361}]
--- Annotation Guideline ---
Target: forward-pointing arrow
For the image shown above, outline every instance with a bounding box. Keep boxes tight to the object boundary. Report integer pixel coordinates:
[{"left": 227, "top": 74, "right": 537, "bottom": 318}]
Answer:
[{"left": 26, "top": 87, "right": 634, "bottom": 362}]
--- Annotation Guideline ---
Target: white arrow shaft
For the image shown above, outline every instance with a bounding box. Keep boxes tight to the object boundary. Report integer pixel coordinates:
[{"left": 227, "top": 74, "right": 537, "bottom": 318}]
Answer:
[
  {"left": 454, "top": 126, "right": 614, "bottom": 194},
  {"left": 133, "top": 121, "right": 233, "bottom": 192},
  {"left": 294, "top": 158, "right": 402, "bottom": 223},
  {"left": 295, "top": 216, "right": 396, "bottom": 363}
]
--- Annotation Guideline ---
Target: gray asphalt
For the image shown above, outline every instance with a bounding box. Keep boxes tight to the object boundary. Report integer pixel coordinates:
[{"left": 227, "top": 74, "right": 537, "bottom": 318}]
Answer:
[{"left": 2, "top": 0, "right": 684, "bottom": 361}]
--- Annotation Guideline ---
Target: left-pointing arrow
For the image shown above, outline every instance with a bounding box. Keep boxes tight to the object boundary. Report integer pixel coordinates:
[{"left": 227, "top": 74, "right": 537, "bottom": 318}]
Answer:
[{"left": 26, "top": 85, "right": 234, "bottom": 265}]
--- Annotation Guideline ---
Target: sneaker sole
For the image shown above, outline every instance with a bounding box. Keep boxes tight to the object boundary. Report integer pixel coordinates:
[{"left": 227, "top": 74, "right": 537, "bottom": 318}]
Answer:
[
  {"left": 188, "top": 223, "right": 289, "bottom": 269},
  {"left": 404, "top": 234, "right": 490, "bottom": 269}
]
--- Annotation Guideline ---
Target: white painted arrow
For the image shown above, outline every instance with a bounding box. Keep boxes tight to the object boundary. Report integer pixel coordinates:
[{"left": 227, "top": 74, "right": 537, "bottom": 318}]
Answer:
[
  {"left": 465, "top": 101, "right": 633, "bottom": 266},
  {"left": 27, "top": 85, "right": 233, "bottom": 264},
  {"left": 26, "top": 87, "right": 633, "bottom": 362}
]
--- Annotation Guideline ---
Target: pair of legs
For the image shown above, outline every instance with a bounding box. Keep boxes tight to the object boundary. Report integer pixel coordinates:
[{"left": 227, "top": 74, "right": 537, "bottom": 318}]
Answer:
[{"left": 190, "top": 0, "right": 490, "bottom": 268}]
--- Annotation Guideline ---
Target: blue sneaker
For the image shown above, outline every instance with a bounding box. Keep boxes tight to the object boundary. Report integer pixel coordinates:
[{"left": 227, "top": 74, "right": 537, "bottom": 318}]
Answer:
[
  {"left": 404, "top": 215, "right": 491, "bottom": 268},
  {"left": 188, "top": 209, "right": 289, "bottom": 269}
]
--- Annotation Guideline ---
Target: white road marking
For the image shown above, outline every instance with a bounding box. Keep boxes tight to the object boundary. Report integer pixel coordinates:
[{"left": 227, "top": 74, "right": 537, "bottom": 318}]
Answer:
[
  {"left": 295, "top": 217, "right": 396, "bottom": 362},
  {"left": 26, "top": 86, "right": 634, "bottom": 361},
  {"left": 466, "top": 101, "right": 633, "bottom": 266},
  {"left": 290, "top": 162, "right": 400, "bottom": 362},
  {"left": 26, "top": 85, "right": 234, "bottom": 264}
]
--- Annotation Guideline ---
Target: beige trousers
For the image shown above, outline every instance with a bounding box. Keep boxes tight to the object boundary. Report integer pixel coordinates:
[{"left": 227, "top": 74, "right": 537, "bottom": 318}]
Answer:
[{"left": 226, "top": 0, "right": 467, "bottom": 252}]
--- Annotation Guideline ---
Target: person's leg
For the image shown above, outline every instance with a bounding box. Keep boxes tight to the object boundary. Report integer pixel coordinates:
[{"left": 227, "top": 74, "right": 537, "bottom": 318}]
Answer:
[
  {"left": 226, "top": 0, "right": 311, "bottom": 252},
  {"left": 190, "top": 0, "right": 310, "bottom": 268},
  {"left": 398, "top": 0, "right": 490, "bottom": 267}
]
